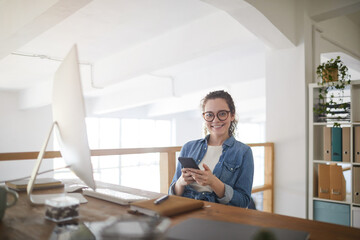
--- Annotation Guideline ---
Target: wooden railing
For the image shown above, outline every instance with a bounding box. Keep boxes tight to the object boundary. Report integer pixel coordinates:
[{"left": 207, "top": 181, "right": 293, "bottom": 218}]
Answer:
[{"left": 0, "top": 142, "right": 274, "bottom": 212}]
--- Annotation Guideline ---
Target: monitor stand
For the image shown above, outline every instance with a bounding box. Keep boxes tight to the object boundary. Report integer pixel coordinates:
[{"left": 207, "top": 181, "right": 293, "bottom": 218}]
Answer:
[{"left": 27, "top": 122, "right": 87, "bottom": 205}]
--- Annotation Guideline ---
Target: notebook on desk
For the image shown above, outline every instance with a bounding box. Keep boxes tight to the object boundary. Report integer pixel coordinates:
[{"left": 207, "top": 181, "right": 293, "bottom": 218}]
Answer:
[
  {"left": 130, "top": 195, "right": 204, "bottom": 217},
  {"left": 166, "top": 218, "right": 310, "bottom": 240},
  {"left": 6, "top": 178, "right": 64, "bottom": 191}
]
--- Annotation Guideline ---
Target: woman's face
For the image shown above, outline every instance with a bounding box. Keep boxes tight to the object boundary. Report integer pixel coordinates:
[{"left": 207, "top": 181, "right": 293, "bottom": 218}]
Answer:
[{"left": 203, "top": 98, "right": 235, "bottom": 139}]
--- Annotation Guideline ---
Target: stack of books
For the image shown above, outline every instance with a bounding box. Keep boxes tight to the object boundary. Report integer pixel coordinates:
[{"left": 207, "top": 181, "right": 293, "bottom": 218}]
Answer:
[{"left": 6, "top": 178, "right": 64, "bottom": 191}]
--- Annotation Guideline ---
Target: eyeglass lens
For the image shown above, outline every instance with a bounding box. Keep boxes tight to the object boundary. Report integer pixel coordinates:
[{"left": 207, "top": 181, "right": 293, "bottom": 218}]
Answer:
[{"left": 203, "top": 110, "right": 230, "bottom": 122}]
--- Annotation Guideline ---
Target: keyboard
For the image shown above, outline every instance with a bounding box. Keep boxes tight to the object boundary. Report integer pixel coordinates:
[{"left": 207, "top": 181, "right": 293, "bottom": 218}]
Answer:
[{"left": 82, "top": 188, "right": 149, "bottom": 205}]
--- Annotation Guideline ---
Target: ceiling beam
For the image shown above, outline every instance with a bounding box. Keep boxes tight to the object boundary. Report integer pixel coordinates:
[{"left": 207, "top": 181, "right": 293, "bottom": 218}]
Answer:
[
  {"left": 308, "top": 0, "right": 360, "bottom": 22},
  {"left": 0, "top": 0, "right": 92, "bottom": 60},
  {"left": 202, "top": 0, "right": 296, "bottom": 49},
  {"left": 89, "top": 75, "right": 174, "bottom": 115},
  {"left": 93, "top": 11, "right": 257, "bottom": 87}
]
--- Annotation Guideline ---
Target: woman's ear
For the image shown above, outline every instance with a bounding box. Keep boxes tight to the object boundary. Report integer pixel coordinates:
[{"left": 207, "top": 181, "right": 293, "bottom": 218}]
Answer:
[
  {"left": 230, "top": 113, "right": 235, "bottom": 121},
  {"left": 203, "top": 125, "right": 208, "bottom": 136}
]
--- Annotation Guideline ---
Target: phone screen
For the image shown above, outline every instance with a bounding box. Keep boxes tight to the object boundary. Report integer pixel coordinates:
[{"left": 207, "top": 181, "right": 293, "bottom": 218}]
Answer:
[{"left": 178, "top": 157, "right": 200, "bottom": 169}]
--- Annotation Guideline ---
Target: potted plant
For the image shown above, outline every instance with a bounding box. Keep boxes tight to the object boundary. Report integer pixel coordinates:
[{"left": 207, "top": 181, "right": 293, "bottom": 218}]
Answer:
[{"left": 314, "top": 56, "right": 351, "bottom": 127}]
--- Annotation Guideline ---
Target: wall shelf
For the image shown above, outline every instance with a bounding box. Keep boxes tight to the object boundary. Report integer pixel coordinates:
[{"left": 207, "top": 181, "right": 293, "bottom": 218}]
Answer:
[{"left": 309, "top": 79, "right": 360, "bottom": 228}]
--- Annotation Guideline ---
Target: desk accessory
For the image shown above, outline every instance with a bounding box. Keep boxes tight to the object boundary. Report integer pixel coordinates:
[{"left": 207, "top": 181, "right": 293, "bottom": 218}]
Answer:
[
  {"left": 130, "top": 195, "right": 204, "bottom": 217},
  {"left": 65, "top": 184, "right": 89, "bottom": 193},
  {"left": 154, "top": 195, "right": 169, "bottom": 205},
  {"left": 49, "top": 222, "right": 95, "bottom": 240},
  {"left": 101, "top": 215, "right": 171, "bottom": 240},
  {"left": 0, "top": 186, "right": 18, "bottom": 221},
  {"left": 45, "top": 196, "right": 80, "bottom": 223}
]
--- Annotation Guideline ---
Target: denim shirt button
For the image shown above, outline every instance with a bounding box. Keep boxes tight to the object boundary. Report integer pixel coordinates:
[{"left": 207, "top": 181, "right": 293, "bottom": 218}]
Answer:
[
  {"left": 202, "top": 192, "right": 205, "bottom": 195},
  {"left": 231, "top": 168, "right": 233, "bottom": 171}
]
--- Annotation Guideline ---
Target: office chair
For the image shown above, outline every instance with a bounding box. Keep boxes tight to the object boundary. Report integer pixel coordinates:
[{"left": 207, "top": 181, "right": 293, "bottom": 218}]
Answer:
[{"left": 248, "top": 197, "right": 256, "bottom": 210}]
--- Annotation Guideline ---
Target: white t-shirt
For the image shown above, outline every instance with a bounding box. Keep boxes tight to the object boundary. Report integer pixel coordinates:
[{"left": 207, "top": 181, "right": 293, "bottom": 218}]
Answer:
[{"left": 190, "top": 145, "right": 222, "bottom": 192}]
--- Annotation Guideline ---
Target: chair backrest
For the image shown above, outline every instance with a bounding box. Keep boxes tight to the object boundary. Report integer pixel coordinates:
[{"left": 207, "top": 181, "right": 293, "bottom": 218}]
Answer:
[{"left": 248, "top": 197, "right": 256, "bottom": 210}]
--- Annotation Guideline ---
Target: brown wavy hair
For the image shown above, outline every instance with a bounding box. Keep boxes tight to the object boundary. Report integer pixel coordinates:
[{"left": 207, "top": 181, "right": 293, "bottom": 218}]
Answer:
[{"left": 200, "top": 90, "right": 238, "bottom": 137}]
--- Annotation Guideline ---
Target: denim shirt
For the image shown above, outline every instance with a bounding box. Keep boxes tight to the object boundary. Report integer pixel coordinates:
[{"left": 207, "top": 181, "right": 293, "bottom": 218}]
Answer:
[{"left": 168, "top": 135, "right": 254, "bottom": 208}]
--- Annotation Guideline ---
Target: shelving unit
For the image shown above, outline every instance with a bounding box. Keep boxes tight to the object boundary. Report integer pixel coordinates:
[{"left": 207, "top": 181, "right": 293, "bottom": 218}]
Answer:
[{"left": 308, "top": 79, "right": 360, "bottom": 227}]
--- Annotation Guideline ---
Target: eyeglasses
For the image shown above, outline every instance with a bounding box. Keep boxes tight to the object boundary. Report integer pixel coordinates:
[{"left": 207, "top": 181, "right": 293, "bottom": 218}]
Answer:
[{"left": 202, "top": 110, "right": 231, "bottom": 122}]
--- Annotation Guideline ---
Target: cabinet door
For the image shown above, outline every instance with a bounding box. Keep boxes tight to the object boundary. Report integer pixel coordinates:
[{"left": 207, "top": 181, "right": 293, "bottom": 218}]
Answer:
[
  {"left": 313, "top": 200, "right": 350, "bottom": 226},
  {"left": 353, "top": 207, "right": 360, "bottom": 229}
]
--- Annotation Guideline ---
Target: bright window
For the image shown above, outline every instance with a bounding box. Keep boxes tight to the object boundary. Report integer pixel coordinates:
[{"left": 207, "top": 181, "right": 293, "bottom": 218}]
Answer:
[{"left": 53, "top": 117, "right": 172, "bottom": 193}]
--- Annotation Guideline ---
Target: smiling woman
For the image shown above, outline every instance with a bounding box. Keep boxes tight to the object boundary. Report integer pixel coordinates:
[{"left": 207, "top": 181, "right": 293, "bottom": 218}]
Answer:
[{"left": 168, "top": 90, "right": 254, "bottom": 208}]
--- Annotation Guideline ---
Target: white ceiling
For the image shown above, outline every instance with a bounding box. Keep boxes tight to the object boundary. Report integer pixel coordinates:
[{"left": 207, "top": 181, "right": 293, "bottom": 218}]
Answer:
[
  {"left": 1, "top": 0, "right": 359, "bottom": 120},
  {"left": 0, "top": 0, "right": 267, "bottom": 120}
]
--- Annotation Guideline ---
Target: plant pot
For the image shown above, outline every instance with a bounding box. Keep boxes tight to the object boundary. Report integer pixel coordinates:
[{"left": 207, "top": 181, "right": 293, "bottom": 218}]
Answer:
[{"left": 322, "top": 68, "right": 338, "bottom": 83}]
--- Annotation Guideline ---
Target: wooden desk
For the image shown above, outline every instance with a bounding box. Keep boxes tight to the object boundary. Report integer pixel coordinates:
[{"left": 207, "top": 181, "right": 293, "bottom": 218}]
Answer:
[{"left": 1, "top": 181, "right": 360, "bottom": 240}]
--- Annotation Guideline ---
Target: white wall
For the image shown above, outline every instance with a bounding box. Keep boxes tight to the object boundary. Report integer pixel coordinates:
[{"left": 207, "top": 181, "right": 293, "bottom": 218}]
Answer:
[
  {"left": 0, "top": 91, "right": 53, "bottom": 181},
  {"left": 174, "top": 114, "right": 203, "bottom": 146},
  {"left": 242, "top": 0, "right": 307, "bottom": 218},
  {"left": 265, "top": 45, "right": 306, "bottom": 218}
]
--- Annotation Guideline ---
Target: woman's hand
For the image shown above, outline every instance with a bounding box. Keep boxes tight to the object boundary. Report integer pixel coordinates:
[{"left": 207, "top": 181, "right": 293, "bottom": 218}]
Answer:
[
  {"left": 178, "top": 168, "right": 196, "bottom": 186},
  {"left": 174, "top": 168, "right": 195, "bottom": 196},
  {"left": 188, "top": 163, "right": 225, "bottom": 198},
  {"left": 187, "top": 163, "right": 215, "bottom": 186}
]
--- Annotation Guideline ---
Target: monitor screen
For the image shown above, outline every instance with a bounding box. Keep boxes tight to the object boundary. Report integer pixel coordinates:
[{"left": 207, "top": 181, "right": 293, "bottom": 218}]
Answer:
[{"left": 52, "top": 45, "right": 96, "bottom": 190}]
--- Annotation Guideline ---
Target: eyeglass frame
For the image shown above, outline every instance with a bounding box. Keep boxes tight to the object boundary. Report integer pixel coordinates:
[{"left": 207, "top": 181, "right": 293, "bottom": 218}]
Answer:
[{"left": 202, "top": 110, "right": 232, "bottom": 122}]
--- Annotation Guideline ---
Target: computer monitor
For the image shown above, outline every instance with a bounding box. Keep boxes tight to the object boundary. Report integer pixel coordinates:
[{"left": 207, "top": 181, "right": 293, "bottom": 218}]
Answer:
[{"left": 27, "top": 45, "right": 96, "bottom": 203}]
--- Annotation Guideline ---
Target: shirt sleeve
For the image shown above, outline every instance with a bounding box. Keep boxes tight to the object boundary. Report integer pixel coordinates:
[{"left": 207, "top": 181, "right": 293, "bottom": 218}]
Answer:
[
  {"left": 168, "top": 161, "right": 183, "bottom": 195},
  {"left": 168, "top": 145, "right": 187, "bottom": 195},
  {"left": 217, "top": 183, "right": 234, "bottom": 204}
]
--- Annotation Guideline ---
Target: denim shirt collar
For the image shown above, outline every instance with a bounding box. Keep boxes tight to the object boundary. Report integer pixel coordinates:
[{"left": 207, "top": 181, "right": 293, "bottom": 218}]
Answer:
[{"left": 203, "top": 134, "right": 235, "bottom": 148}]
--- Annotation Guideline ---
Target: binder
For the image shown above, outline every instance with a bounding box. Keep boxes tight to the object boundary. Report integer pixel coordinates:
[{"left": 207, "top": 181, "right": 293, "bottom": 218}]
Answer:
[
  {"left": 329, "top": 164, "right": 346, "bottom": 201},
  {"left": 354, "top": 167, "right": 360, "bottom": 204},
  {"left": 355, "top": 127, "right": 360, "bottom": 163},
  {"left": 342, "top": 127, "right": 350, "bottom": 162},
  {"left": 331, "top": 128, "right": 342, "bottom": 162},
  {"left": 318, "top": 164, "right": 330, "bottom": 199},
  {"left": 324, "top": 127, "right": 332, "bottom": 161}
]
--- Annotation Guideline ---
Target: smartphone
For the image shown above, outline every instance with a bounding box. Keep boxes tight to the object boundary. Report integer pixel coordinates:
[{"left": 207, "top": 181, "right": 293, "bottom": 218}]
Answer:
[{"left": 178, "top": 157, "right": 200, "bottom": 169}]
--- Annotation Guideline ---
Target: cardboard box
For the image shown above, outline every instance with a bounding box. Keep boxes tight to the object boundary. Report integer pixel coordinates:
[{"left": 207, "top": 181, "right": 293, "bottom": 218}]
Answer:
[
  {"left": 318, "top": 164, "right": 346, "bottom": 201},
  {"left": 318, "top": 164, "right": 330, "bottom": 199},
  {"left": 330, "top": 164, "right": 346, "bottom": 201}
]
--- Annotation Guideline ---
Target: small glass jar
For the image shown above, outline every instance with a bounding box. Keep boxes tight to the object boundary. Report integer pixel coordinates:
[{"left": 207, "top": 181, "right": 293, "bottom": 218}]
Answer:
[{"left": 45, "top": 196, "right": 80, "bottom": 222}]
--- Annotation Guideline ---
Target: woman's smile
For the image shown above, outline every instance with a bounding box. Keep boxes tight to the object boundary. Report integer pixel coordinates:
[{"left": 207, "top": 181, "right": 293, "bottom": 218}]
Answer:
[{"left": 211, "top": 123, "right": 225, "bottom": 129}]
